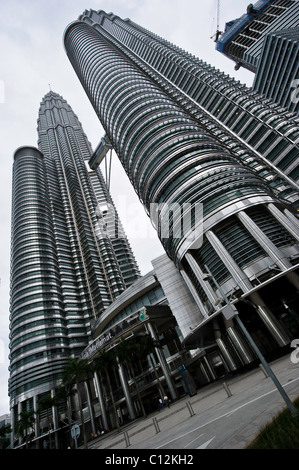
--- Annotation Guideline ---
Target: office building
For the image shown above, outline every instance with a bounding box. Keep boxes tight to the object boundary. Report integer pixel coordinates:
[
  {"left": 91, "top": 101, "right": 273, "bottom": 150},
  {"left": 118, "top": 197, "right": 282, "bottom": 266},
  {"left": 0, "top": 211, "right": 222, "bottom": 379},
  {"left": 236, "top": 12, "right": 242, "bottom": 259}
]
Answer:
[
  {"left": 61, "top": 8, "right": 299, "bottom": 437},
  {"left": 65, "top": 9, "right": 299, "bottom": 194},
  {"left": 9, "top": 91, "right": 140, "bottom": 447},
  {"left": 216, "top": 0, "right": 299, "bottom": 114}
]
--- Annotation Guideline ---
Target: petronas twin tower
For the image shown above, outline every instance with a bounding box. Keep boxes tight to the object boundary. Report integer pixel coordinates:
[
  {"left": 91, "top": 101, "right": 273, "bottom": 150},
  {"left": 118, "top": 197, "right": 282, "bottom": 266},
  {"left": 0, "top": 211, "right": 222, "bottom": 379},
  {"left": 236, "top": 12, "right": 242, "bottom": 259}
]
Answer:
[
  {"left": 9, "top": 7, "right": 299, "bottom": 448},
  {"left": 10, "top": 92, "right": 140, "bottom": 419},
  {"left": 64, "top": 10, "right": 299, "bottom": 346}
]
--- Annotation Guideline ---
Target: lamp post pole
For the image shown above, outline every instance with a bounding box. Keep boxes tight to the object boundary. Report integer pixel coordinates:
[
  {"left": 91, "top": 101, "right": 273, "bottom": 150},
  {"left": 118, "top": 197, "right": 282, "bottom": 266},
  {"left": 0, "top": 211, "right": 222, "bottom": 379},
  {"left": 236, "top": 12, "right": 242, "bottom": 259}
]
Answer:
[
  {"left": 234, "top": 313, "right": 297, "bottom": 417},
  {"left": 203, "top": 267, "right": 298, "bottom": 417}
]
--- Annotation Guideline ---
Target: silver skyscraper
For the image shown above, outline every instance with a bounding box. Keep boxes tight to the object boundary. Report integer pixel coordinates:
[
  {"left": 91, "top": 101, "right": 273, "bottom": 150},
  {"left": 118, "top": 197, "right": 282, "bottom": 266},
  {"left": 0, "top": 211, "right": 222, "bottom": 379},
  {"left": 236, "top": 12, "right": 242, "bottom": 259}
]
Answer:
[
  {"left": 64, "top": 10, "right": 299, "bottom": 354},
  {"left": 9, "top": 91, "right": 140, "bottom": 447}
]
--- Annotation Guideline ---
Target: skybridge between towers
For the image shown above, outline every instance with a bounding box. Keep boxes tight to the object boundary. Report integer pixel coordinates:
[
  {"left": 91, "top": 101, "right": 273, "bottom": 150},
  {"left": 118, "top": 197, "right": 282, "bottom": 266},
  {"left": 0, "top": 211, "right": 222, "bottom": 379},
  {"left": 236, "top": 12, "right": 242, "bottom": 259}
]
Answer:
[{"left": 89, "top": 135, "right": 113, "bottom": 189}]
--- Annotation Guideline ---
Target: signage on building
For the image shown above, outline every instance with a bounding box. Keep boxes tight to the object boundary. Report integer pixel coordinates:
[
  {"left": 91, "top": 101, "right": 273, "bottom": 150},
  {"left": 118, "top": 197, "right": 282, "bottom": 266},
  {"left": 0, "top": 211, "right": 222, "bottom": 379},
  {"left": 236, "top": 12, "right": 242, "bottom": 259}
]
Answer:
[
  {"left": 81, "top": 331, "right": 114, "bottom": 359},
  {"left": 81, "top": 308, "right": 149, "bottom": 360},
  {"left": 71, "top": 424, "right": 80, "bottom": 439},
  {"left": 139, "top": 307, "right": 149, "bottom": 321}
]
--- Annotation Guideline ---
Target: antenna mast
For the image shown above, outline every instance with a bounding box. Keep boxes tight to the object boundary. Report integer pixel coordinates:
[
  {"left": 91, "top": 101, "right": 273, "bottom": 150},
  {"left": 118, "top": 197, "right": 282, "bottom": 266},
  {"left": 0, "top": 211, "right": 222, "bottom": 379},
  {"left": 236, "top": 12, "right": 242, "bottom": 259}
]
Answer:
[{"left": 211, "top": 0, "right": 222, "bottom": 42}]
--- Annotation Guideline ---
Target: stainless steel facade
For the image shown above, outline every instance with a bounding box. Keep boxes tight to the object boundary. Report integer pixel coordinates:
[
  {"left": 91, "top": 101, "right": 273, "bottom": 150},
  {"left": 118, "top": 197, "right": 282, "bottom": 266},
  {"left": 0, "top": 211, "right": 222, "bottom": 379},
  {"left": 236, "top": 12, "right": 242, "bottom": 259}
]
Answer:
[
  {"left": 65, "top": 9, "right": 299, "bottom": 192},
  {"left": 64, "top": 9, "right": 299, "bottom": 357},
  {"left": 9, "top": 91, "right": 140, "bottom": 447},
  {"left": 252, "top": 26, "right": 299, "bottom": 115}
]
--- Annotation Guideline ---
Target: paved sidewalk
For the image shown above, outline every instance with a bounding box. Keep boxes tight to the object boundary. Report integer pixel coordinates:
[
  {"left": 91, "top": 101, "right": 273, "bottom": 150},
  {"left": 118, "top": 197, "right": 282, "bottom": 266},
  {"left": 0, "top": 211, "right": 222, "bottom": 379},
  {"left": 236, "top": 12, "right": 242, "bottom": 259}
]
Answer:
[{"left": 86, "top": 353, "right": 299, "bottom": 450}]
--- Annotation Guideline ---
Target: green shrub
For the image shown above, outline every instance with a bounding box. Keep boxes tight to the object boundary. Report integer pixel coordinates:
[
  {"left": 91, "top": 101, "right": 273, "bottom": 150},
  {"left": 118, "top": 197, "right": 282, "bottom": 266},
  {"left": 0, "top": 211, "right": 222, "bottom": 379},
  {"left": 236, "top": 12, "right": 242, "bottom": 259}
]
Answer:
[{"left": 246, "top": 396, "right": 299, "bottom": 449}]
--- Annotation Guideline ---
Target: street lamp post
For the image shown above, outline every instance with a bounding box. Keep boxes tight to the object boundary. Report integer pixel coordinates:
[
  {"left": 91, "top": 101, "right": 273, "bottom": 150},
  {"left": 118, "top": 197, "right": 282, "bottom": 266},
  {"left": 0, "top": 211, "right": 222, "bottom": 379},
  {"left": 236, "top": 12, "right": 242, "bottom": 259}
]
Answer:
[
  {"left": 233, "top": 313, "right": 297, "bottom": 416},
  {"left": 202, "top": 268, "right": 298, "bottom": 417}
]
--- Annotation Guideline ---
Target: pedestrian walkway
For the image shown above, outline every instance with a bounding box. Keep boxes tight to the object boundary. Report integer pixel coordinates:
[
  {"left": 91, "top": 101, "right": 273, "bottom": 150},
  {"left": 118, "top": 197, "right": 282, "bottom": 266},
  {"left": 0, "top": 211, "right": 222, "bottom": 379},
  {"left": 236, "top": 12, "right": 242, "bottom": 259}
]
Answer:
[{"left": 86, "top": 353, "right": 299, "bottom": 450}]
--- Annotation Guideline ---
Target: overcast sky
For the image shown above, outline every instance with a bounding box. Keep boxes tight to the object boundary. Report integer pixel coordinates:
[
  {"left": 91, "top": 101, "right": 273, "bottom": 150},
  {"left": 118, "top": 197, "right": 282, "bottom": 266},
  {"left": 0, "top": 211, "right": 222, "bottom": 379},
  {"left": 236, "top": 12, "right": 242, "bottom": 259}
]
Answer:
[{"left": 0, "top": 0, "right": 254, "bottom": 415}]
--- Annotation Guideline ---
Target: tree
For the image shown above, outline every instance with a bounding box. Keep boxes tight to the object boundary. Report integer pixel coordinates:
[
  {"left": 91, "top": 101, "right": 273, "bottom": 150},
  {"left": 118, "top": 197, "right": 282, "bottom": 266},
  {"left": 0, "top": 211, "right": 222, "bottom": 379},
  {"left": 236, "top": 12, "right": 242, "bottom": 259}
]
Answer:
[
  {"left": 0, "top": 424, "right": 11, "bottom": 449},
  {"left": 14, "top": 410, "right": 35, "bottom": 449},
  {"left": 91, "top": 349, "right": 120, "bottom": 431},
  {"left": 62, "top": 357, "right": 90, "bottom": 449},
  {"left": 136, "top": 334, "right": 165, "bottom": 397}
]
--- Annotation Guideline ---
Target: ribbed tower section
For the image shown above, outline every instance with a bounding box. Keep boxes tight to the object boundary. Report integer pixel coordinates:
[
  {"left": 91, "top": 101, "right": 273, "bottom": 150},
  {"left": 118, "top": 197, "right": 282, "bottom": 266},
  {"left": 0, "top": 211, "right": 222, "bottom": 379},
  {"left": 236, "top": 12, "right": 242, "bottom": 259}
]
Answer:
[
  {"left": 68, "top": 10, "right": 299, "bottom": 201},
  {"left": 9, "top": 146, "right": 63, "bottom": 406},
  {"left": 9, "top": 91, "right": 140, "bottom": 446},
  {"left": 37, "top": 91, "right": 129, "bottom": 311},
  {"left": 64, "top": 11, "right": 299, "bottom": 344}
]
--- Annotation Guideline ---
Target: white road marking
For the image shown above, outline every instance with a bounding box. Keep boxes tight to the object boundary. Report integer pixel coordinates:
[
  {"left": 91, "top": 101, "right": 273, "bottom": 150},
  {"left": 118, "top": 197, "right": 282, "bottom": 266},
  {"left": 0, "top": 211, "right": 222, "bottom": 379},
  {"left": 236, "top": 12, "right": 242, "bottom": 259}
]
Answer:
[
  {"left": 225, "top": 376, "right": 299, "bottom": 417},
  {"left": 155, "top": 375, "right": 299, "bottom": 449},
  {"left": 183, "top": 433, "right": 203, "bottom": 448},
  {"left": 196, "top": 437, "right": 215, "bottom": 449}
]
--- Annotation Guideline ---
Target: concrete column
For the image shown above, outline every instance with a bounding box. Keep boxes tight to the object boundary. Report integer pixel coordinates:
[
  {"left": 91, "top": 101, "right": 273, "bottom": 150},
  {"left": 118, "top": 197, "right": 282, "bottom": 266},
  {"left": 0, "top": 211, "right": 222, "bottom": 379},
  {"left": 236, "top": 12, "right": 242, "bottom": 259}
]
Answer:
[
  {"left": 94, "top": 371, "right": 109, "bottom": 430},
  {"left": 215, "top": 337, "right": 236, "bottom": 371},
  {"left": 117, "top": 361, "right": 136, "bottom": 420},
  {"left": 152, "top": 254, "right": 205, "bottom": 339},
  {"left": 249, "top": 291, "right": 290, "bottom": 346},
  {"left": 199, "top": 362, "right": 211, "bottom": 383},
  {"left": 267, "top": 203, "right": 299, "bottom": 241},
  {"left": 10, "top": 406, "right": 15, "bottom": 448},
  {"left": 205, "top": 230, "right": 252, "bottom": 293},
  {"left": 266, "top": 208, "right": 299, "bottom": 289},
  {"left": 225, "top": 322, "right": 255, "bottom": 364},
  {"left": 51, "top": 389, "right": 59, "bottom": 449},
  {"left": 16, "top": 401, "right": 22, "bottom": 445},
  {"left": 185, "top": 252, "right": 219, "bottom": 306},
  {"left": 147, "top": 322, "right": 178, "bottom": 400},
  {"left": 206, "top": 229, "right": 290, "bottom": 346},
  {"left": 33, "top": 395, "right": 40, "bottom": 442},
  {"left": 284, "top": 208, "right": 299, "bottom": 228},
  {"left": 180, "top": 268, "right": 209, "bottom": 319},
  {"left": 237, "top": 210, "right": 292, "bottom": 271},
  {"left": 66, "top": 395, "right": 73, "bottom": 429},
  {"left": 84, "top": 380, "right": 96, "bottom": 435},
  {"left": 203, "top": 356, "right": 216, "bottom": 381},
  {"left": 214, "top": 319, "right": 237, "bottom": 371},
  {"left": 73, "top": 386, "right": 80, "bottom": 422}
]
